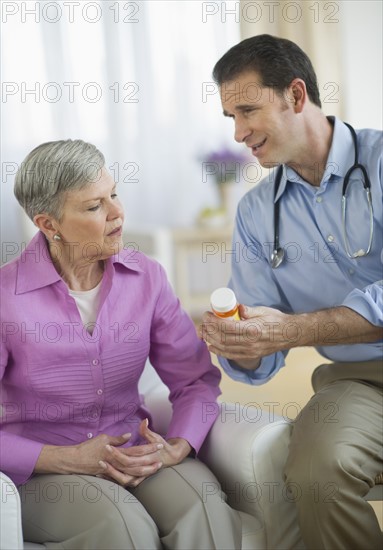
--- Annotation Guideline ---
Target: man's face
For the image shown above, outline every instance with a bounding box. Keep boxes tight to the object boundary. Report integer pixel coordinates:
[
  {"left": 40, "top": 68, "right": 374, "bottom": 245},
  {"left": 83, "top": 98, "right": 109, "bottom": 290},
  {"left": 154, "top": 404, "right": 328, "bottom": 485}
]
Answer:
[{"left": 220, "top": 71, "right": 298, "bottom": 168}]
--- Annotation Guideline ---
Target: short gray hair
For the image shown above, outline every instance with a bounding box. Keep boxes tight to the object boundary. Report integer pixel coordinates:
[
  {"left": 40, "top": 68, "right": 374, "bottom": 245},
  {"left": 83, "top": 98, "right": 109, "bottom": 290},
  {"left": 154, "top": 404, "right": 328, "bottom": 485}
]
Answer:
[{"left": 14, "top": 139, "right": 105, "bottom": 221}]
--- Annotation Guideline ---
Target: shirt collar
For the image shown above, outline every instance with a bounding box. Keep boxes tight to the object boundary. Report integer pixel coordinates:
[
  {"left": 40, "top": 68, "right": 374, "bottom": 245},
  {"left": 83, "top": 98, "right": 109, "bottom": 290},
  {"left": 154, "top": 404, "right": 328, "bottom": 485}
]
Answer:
[
  {"left": 16, "top": 231, "right": 143, "bottom": 294},
  {"left": 325, "top": 116, "right": 355, "bottom": 178},
  {"left": 111, "top": 247, "right": 145, "bottom": 273},
  {"left": 274, "top": 117, "right": 355, "bottom": 203},
  {"left": 16, "top": 231, "right": 61, "bottom": 294}
]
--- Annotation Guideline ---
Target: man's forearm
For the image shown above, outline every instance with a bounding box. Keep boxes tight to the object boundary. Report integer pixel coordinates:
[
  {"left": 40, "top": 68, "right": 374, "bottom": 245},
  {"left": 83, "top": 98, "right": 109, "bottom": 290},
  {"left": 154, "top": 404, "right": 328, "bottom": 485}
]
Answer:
[
  {"left": 228, "top": 306, "right": 382, "bottom": 371},
  {"left": 295, "top": 306, "right": 382, "bottom": 347},
  {"left": 202, "top": 304, "right": 382, "bottom": 371}
]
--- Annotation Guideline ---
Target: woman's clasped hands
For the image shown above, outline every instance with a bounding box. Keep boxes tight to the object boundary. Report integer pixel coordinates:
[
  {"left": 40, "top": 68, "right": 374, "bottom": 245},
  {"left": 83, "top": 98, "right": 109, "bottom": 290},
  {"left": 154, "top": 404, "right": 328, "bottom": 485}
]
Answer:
[{"left": 76, "top": 418, "right": 191, "bottom": 488}]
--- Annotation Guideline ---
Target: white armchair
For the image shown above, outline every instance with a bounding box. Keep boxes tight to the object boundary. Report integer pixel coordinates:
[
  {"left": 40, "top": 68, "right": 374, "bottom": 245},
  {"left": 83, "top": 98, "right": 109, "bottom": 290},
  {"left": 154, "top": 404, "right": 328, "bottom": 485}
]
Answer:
[{"left": 1, "top": 363, "right": 381, "bottom": 549}]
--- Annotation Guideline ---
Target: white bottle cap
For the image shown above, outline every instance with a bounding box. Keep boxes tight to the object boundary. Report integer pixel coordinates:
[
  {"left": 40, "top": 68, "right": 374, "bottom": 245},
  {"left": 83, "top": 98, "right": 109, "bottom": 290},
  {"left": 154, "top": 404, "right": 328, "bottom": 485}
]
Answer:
[{"left": 210, "top": 287, "right": 237, "bottom": 313}]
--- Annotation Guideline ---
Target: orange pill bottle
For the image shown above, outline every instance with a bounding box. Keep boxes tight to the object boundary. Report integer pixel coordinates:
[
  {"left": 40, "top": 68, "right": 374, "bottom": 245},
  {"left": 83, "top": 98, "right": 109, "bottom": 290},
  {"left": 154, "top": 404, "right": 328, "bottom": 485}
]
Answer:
[{"left": 210, "top": 287, "right": 240, "bottom": 321}]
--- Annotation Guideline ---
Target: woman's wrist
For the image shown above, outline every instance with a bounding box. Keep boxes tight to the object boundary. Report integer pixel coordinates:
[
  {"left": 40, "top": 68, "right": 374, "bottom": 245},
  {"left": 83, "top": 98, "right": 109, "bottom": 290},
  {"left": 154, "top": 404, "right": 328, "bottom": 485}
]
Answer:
[
  {"left": 166, "top": 438, "right": 192, "bottom": 462},
  {"left": 35, "top": 444, "right": 80, "bottom": 475}
]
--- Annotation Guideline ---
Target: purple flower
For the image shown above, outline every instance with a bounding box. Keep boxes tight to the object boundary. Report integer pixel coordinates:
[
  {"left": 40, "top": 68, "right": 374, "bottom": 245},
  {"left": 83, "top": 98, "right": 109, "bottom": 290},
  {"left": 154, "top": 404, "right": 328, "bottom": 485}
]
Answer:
[
  {"left": 201, "top": 148, "right": 250, "bottom": 185},
  {"left": 204, "top": 148, "right": 248, "bottom": 164}
]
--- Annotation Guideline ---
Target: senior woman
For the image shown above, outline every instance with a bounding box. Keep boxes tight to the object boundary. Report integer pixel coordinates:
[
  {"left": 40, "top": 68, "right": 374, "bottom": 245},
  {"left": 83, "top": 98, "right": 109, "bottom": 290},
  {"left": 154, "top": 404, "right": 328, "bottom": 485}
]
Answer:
[{"left": 0, "top": 140, "right": 244, "bottom": 549}]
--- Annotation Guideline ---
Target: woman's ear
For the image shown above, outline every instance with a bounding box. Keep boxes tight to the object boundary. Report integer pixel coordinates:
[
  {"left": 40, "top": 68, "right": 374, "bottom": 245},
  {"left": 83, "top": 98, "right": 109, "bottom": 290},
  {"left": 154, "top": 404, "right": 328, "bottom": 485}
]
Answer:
[{"left": 33, "top": 214, "right": 59, "bottom": 241}]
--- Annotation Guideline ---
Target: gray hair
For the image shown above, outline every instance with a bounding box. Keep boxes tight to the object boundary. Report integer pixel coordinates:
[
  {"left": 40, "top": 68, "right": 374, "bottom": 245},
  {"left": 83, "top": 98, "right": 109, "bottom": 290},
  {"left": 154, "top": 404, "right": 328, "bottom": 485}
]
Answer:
[{"left": 14, "top": 139, "right": 105, "bottom": 221}]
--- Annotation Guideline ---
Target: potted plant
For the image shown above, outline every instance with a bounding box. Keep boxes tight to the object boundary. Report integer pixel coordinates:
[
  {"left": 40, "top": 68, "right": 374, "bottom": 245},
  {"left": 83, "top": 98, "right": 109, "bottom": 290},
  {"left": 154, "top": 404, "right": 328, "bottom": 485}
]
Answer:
[{"left": 201, "top": 148, "right": 249, "bottom": 220}]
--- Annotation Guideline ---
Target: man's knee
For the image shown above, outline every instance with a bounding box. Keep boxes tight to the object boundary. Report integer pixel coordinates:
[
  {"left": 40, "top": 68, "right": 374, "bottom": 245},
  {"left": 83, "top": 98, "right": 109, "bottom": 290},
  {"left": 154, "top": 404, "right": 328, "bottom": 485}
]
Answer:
[{"left": 284, "top": 438, "right": 371, "bottom": 507}]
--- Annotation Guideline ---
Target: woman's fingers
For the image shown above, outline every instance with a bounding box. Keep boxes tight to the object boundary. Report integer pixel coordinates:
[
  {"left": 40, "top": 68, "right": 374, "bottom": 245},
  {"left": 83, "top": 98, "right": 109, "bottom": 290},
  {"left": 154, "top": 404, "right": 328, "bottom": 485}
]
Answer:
[
  {"left": 119, "top": 441, "right": 164, "bottom": 457},
  {"left": 139, "top": 419, "right": 167, "bottom": 446},
  {"left": 106, "top": 433, "right": 132, "bottom": 446},
  {"left": 104, "top": 443, "right": 163, "bottom": 472},
  {"left": 98, "top": 459, "right": 162, "bottom": 486}
]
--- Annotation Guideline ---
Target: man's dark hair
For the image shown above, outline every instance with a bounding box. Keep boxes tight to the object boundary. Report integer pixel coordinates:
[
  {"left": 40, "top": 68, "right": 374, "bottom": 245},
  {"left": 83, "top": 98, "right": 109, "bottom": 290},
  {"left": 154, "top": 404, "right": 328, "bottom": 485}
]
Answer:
[{"left": 213, "top": 34, "right": 322, "bottom": 108}]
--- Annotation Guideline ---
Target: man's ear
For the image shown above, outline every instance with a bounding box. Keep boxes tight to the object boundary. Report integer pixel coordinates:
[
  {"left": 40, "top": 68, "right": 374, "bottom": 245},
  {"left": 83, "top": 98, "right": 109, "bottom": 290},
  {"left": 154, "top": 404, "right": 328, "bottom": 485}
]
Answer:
[
  {"left": 33, "top": 214, "right": 59, "bottom": 241},
  {"left": 289, "top": 78, "right": 307, "bottom": 112}
]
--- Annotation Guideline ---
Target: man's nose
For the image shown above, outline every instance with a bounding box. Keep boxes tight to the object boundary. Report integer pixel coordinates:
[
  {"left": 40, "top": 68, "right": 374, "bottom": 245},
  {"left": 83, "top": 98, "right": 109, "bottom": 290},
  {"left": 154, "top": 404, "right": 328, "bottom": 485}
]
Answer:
[{"left": 234, "top": 120, "right": 252, "bottom": 143}]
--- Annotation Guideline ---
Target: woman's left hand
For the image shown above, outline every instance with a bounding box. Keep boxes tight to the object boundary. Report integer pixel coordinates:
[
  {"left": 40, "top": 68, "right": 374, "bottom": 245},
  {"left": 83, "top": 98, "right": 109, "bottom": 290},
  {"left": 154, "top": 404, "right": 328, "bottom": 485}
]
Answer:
[
  {"left": 138, "top": 418, "right": 192, "bottom": 467},
  {"left": 98, "top": 419, "right": 192, "bottom": 487}
]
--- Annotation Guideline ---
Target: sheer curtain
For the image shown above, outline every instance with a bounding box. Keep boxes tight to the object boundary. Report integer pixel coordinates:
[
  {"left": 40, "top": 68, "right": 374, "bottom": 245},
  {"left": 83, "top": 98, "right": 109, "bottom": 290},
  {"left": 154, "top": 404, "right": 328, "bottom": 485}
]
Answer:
[
  {"left": 239, "top": 0, "right": 382, "bottom": 128},
  {"left": 1, "top": 0, "right": 241, "bottom": 261}
]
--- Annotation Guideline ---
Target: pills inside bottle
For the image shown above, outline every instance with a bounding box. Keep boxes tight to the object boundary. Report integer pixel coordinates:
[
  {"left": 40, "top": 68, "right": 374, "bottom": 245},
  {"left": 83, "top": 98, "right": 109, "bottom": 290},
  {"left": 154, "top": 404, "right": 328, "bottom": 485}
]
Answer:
[{"left": 210, "top": 287, "right": 240, "bottom": 320}]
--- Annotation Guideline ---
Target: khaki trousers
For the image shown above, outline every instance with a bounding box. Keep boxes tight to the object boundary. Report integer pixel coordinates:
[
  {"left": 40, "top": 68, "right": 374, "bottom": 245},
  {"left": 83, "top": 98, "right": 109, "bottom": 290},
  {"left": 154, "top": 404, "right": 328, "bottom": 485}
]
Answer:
[
  {"left": 284, "top": 360, "right": 383, "bottom": 550},
  {"left": 19, "top": 458, "right": 244, "bottom": 549}
]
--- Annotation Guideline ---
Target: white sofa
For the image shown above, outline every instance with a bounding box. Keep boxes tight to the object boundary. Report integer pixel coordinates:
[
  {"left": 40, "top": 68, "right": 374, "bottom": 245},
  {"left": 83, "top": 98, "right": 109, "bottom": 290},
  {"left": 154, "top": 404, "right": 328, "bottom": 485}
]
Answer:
[{"left": 1, "top": 363, "right": 381, "bottom": 550}]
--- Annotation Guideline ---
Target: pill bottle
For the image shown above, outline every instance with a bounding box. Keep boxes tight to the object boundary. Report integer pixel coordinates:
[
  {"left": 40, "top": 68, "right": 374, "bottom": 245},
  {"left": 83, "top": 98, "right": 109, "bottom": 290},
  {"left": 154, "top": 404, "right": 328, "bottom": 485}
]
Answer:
[{"left": 210, "top": 287, "right": 240, "bottom": 321}]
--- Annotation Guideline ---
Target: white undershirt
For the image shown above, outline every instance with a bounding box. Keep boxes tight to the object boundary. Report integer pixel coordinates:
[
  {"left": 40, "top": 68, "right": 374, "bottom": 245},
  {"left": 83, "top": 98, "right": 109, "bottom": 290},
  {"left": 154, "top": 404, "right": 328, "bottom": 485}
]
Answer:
[{"left": 69, "top": 279, "right": 102, "bottom": 330}]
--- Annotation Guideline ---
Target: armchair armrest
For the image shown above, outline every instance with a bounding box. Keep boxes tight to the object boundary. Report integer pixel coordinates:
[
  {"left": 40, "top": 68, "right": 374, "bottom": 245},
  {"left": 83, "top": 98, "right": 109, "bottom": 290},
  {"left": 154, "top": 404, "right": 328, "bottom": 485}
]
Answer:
[
  {"left": 142, "top": 385, "right": 172, "bottom": 435},
  {"left": 200, "top": 404, "right": 305, "bottom": 550},
  {"left": 138, "top": 362, "right": 171, "bottom": 435},
  {"left": 0, "top": 471, "right": 24, "bottom": 550}
]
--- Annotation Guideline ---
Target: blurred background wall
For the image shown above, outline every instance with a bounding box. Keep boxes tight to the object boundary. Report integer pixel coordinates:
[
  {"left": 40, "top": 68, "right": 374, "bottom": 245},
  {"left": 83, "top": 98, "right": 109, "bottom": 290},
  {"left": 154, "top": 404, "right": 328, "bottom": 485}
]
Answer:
[{"left": 1, "top": 0, "right": 382, "bottom": 271}]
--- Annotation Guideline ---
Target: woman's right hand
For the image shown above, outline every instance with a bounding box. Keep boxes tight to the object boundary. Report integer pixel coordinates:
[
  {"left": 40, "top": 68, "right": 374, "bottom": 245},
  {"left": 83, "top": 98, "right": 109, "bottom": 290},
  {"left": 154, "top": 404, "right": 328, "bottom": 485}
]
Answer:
[{"left": 35, "top": 432, "right": 164, "bottom": 486}]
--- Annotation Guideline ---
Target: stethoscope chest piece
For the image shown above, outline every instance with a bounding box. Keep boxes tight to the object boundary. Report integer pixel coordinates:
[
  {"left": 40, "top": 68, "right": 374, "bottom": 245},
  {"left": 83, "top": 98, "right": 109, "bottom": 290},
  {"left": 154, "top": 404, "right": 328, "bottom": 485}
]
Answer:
[{"left": 271, "top": 247, "right": 284, "bottom": 269}]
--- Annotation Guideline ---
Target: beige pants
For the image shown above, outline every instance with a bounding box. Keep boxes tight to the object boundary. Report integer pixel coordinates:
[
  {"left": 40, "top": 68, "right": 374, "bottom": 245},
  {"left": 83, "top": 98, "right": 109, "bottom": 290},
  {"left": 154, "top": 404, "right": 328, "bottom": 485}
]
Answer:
[
  {"left": 19, "top": 458, "right": 244, "bottom": 549},
  {"left": 284, "top": 360, "right": 383, "bottom": 550}
]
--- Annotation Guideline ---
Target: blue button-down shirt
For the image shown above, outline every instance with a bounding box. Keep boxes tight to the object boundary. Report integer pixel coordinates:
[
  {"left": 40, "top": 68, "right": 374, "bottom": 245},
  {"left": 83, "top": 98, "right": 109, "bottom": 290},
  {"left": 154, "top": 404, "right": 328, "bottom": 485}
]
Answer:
[{"left": 219, "top": 117, "right": 383, "bottom": 385}]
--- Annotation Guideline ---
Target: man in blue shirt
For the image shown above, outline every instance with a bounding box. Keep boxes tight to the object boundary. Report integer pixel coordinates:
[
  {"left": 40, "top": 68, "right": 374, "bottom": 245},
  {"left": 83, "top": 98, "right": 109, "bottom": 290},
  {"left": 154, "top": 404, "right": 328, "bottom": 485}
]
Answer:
[{"left": 201, "top": 35, "right": 382, "bottom": 549}]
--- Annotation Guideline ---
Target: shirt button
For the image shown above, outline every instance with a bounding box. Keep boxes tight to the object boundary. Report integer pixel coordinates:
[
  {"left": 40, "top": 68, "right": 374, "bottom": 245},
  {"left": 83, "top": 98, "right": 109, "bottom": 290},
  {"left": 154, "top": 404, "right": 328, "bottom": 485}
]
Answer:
[
  {"left": 97, "top": 389, "right": 103, "bottom": 396},
  {"left": 87, "top": 432, "right": 93, "bottom": 439},
  {"left": 316, "top": 196, "right": 322, "bottom": 203},
  {"left": 92, "top": 359, "right": 99, "bottom": 366},
  {"left": 327, "top": 235, "right": 334, "bottom": 242}
]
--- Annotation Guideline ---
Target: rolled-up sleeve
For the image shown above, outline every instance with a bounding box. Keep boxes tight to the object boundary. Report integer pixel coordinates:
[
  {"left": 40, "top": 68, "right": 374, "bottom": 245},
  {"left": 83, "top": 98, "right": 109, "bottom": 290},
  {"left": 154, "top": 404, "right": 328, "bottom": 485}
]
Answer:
[
  {"left": 218, "top": 352, "right": 286, "bottom": 385},
  {"left": 342, "top": 281, "right": 383, "bottom": 327}
]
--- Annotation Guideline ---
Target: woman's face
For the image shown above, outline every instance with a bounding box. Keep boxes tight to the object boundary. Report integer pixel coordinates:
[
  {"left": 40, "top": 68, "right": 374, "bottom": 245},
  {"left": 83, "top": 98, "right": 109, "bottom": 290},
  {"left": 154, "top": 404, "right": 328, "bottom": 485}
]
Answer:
[{"left": 53, "top": 168, "right": 125, "bottom": 264}]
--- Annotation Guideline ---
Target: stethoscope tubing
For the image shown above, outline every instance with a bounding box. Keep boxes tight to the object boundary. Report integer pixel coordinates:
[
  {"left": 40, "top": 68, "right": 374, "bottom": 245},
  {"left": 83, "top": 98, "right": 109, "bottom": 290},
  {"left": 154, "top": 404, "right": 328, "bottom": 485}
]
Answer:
[{"left": 271, "top": 121, "right": 373, "bottom": 268}]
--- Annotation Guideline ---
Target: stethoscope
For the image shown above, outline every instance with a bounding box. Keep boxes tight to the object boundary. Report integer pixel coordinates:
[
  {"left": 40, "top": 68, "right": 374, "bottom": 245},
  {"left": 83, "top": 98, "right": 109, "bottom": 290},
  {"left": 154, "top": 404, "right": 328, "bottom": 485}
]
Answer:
[{"left": 271, "top": 122, "right": 374, "bottom": 269}]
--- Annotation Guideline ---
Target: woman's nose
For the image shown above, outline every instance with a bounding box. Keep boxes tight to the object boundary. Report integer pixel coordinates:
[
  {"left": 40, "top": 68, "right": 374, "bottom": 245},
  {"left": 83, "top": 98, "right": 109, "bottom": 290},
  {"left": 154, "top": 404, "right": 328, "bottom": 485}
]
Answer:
[{"left": 108, "top": 198, "right": 124, "bottom": 220}]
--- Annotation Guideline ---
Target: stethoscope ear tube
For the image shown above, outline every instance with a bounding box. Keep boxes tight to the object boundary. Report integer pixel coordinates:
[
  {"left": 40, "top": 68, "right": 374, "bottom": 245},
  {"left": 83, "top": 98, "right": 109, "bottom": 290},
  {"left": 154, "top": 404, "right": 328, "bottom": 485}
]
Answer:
[{"left": 343, "top": 163, "right": 370, "bottom": 195}]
